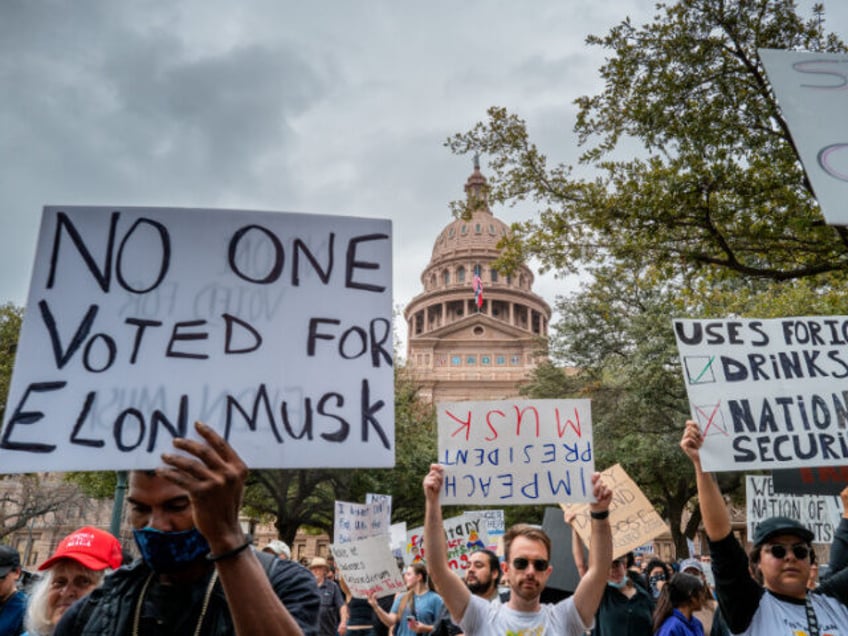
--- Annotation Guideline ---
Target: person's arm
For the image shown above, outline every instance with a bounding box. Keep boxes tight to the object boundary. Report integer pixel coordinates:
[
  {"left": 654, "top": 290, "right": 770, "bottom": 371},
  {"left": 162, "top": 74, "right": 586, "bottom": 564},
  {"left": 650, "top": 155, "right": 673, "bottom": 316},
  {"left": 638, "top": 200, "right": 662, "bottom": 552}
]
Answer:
[
  {"left": 564, "top": 509, "right": 588, "bottom": 578},
  {"left": 368, "top": 593, "right": 399, "bottom": 628},
  {"left": 570, "top": 472, "right": 613, "bottom": 627},
  {"left": 822, "top": 486, "right": 848, "bottom": 582},
  {"left": 679, "top": 419, "right": 761, "bottom": 633},
  {"left": 679, "top": 420, "right": 730, "bottom": 541},
  {"left": 161, "top": 421, "right": 314, "bottom": 635},
  {"left": 422, "top": 464, "right": 472, "bottom": 623},
  {"left": 337, "top": 584, "right": 349, "bottom": 635}
]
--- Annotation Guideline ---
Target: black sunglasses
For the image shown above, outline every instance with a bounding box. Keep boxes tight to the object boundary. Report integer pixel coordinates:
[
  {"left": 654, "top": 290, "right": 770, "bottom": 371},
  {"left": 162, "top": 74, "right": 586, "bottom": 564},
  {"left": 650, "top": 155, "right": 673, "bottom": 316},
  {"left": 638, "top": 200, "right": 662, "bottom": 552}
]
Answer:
[
  {"left": 511, "top": 557, "right": 549, "bottom": 571},
  {"left": 764, "top": 543, "right": 810, "bottom": 560}
]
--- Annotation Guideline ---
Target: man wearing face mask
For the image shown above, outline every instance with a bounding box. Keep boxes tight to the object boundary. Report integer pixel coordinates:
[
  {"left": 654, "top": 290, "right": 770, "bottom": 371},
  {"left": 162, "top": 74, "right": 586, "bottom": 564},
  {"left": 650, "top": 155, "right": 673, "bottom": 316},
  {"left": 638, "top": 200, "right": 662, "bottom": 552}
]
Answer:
[
  {"left": 53, "top": 421, "right": 320, "bottom": 635},
  {"left": 568, "top": 520, "right": 654, "bottom": 636}
]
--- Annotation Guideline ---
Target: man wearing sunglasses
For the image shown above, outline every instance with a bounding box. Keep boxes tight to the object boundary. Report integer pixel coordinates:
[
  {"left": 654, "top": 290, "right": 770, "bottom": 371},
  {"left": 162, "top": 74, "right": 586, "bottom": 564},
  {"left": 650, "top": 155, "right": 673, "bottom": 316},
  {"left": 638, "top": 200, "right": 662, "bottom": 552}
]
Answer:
[
  {"left": 423, "top": 464, "right": 613, "bottom": 635},
  {"left": 680, "top": 420, "right": 848, "bottom": 635}
]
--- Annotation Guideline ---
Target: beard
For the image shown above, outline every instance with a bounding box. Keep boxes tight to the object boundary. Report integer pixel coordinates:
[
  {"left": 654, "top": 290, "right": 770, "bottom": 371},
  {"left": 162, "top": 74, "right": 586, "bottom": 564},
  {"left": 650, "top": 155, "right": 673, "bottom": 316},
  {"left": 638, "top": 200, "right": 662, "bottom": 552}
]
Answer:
[{"left": 466, "top": 579, "right": 493, "bottom": 596}]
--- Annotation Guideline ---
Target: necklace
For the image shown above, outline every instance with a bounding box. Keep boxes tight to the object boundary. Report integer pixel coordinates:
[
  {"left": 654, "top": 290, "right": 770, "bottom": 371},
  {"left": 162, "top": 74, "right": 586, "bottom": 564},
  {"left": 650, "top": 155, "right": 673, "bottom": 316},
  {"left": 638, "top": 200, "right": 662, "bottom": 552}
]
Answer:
[{"left": 132, "top": 569, "right": 219, "bottom": 636}]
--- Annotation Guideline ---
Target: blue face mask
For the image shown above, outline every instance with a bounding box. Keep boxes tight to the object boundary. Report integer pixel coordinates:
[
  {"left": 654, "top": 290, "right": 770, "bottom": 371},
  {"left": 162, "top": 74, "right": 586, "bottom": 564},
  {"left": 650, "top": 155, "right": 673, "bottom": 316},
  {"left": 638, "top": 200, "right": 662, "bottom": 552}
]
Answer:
[
  {"left": 607, "top": 574, "right": 628, "bottom": 589},
  {"left": 133, "top": 527, "right": 210, "bottom": 574}
]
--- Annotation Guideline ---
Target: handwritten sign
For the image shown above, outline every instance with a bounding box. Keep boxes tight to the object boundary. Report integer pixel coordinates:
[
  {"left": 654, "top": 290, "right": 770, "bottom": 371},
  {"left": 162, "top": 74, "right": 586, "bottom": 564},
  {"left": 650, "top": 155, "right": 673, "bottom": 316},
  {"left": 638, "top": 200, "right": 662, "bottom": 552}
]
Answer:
[
  {"left": 403, "top": 512, "right": 490, "bottom": 572},
  {"left": 437, "top": 399, "right": 594, "bottom": 505},
  {"left": 0, "top": 206, "right": 394, "bottom": 472},
  {"left": 334, "top": 499, "right": 392, "bottom": 544},
  {"left": 759, "top": 49, "right": 848, "bottom": 226},
  {"left": 746, "top": 475, "right": 842, "bottom": 545},
  {"left": 561, "top": 464, "right": 667, "bottom": 559},
  {"left": 331, "top": 535, "right": 405, "bottom": 599},
  {"left": 479, "top": 509, "right": 505, "bottom": 551},
  {"left": 673, "top": 316, "right": 848, "bottom": 471}
]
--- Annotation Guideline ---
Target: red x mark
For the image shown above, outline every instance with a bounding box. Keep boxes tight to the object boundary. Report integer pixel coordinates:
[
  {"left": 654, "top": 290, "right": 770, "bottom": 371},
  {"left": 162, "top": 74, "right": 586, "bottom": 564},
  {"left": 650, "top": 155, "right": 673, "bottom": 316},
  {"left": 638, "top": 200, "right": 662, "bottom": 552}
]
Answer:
[{"left": 694, "top": 401, "right": 726, "bottom": 437}]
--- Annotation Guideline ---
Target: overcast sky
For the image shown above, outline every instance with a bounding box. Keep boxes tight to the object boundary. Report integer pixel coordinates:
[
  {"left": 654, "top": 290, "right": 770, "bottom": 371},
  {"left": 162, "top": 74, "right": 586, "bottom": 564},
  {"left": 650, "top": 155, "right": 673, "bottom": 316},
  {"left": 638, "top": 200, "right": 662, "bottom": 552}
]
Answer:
[{"left": 2, "top": 1, "right": 845, "bottom": 352}]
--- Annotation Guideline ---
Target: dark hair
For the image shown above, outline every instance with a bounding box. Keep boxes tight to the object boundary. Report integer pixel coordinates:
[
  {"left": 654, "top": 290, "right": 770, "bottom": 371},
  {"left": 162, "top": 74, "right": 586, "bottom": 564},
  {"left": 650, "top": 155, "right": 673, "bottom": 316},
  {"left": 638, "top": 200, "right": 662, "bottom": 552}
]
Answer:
[
  {"left": 652, "top": 572, "right": 705, "bottom": 632},
  {"left": 748, "top": 541, "right": 815, "bottom": 585},
  {"left": 646, "top": 558, "right": 672, "bottom": 579},
  {"left": 470, "top": 548, "right": 501, "bottom": 586},
  {"left": 503, "top": 524, "right": 551, "bottom": 561}
]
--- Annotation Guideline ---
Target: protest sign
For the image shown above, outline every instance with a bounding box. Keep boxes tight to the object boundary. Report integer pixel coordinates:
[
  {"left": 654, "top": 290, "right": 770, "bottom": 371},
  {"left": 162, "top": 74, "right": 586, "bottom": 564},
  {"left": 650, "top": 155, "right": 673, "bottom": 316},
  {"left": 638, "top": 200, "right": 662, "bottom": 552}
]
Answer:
[
  {"left": 479, "top": 509, "right": 505, "bottom": 551},
  {"left": 0, "top": 206, "right": 394, "bottom": 472},
  {"left": 673, "top": 316, "right": 848, "bottom": 472},
  {"left": 772, "top": 466, "right": 848, "bottom": 496},
  {"left": 334, "top": 499, "right": 392, "bottom": 544},
  {"left": 403, "top": 512, "right": 490, "bottom": 572},
  {"left": 437, "top": 399, "right": 593, "bottom": 505},
  {"left": 561, "top": 464, "right": 667, "bottom": 559},
  {"left": 389, "top": 522, "right": 407, "bottom": 558},
  {"left": 746, "top": 475, "right": 842, "bottom": 544},
  {"left": 759, "top": 49, "right": 848, "bottom": 226},
  {"left": 331, "top": 535, "right": 405, "bottom": 599}
]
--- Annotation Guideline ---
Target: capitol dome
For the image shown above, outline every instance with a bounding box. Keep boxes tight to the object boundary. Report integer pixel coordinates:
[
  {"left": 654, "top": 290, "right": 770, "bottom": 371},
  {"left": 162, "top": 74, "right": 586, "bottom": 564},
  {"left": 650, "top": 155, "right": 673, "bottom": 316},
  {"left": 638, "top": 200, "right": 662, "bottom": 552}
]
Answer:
[{"left": 403, "top": 160, "right": 552, "bottom": 403}]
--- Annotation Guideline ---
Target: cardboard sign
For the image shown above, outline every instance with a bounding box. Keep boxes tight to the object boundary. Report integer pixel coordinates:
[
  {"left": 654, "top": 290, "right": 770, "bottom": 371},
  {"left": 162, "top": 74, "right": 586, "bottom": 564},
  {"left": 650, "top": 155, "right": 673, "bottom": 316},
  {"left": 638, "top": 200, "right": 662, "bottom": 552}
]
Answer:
[
  {"left": 561, "top": 464, "right": 667, "bottom": 559},
  {"left": 746, "top": 475, "right": 842, "bottom": 545},
  {"left": 772, "top": 467, "right": 848, "bottom": 496},
  {"left": 334, "top": 499, "right": 392, "bottom": 544},
  {"left": 759, "top": 49, "right": 848, "bottom": 226},
  {"left": 331, "top": 535, "right": 405, "bottom": 599},
  {"left": 0, "top": 206, "right": 394, "bottom": 472},
  {"left": 437, "top": 399, "right": 594, "bottom": 505},
  {"left": 403, "top": 512, "right": 490, "bottom": 573},
  {"left": 673, "top": 317, "right": 848, "bottom": 472}
]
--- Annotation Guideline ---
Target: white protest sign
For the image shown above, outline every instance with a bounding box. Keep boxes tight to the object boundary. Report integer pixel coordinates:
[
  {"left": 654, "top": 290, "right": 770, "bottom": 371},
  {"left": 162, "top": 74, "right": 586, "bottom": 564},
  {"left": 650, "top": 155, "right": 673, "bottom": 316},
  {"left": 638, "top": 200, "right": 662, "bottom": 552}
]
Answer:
[
  {"left": 334, "top": 499, "right": 392, "bottom": 544},
  {"left": 561, "top": 464, "right": 667, "bottom": 559},
  {"left": 331, "top": 535, "right": 405, "bottom": 599},
  {"left": 0, "top": 206, "right": 394, "bottom": 472},
  {"left": 402, "top": 513, "right": 490, "bottom": 573},
  {"left": 437, "top": 399, "right": 594, "bottom": 505},
  {"left": 746, "top": 475, "right": 843, "bottom": 545},
  {"left": 759, "top": 49, "right": 848, "bottom": 226},
  {"left": 389, "top": 521, "right": 407, "bottom": 558},
  {"left": 366, "top": 493, "right": 392, "bottom": 518},
  {"left": 673, "top": 317, "right": 848, "bottom": 472},
  {"left": 480, "top": 509, "right": 505, "bottom": 551}
]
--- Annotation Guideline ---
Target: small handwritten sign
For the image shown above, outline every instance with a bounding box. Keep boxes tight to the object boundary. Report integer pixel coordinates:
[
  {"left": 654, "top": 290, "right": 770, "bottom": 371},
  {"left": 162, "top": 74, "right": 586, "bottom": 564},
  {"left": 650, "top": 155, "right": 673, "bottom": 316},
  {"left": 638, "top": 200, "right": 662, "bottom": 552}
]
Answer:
[
  {"left": 403, "top": 512, "right": 490, "bottom": 572},
  {"left": 334, "top": 499, "right": 392, "bottom": 544},
  {"left": 331, "top": 535, "right": 405, "bottom": 599},
  {"left": 0, "top": 206, "right": 394, "bottom": 472},
  {"left": 561, "top": 464, "right": 667, "bottom": 559},
  {"left": 437, "top": 399, "right": 594, "bottom": 505},
  {"left": 673, "top": 316, "right": 848, "bottom": 471},
  {"left": 746, "top": 475, "right": 842, "bottom": 545}
]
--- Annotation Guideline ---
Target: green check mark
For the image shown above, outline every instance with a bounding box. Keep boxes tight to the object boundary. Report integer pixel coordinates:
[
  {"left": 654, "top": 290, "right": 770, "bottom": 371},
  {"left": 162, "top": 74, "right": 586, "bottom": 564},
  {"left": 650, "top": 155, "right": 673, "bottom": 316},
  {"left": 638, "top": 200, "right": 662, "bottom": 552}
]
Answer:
[{"left": 691, "top": 356, "right": 715, "bottom": 383}]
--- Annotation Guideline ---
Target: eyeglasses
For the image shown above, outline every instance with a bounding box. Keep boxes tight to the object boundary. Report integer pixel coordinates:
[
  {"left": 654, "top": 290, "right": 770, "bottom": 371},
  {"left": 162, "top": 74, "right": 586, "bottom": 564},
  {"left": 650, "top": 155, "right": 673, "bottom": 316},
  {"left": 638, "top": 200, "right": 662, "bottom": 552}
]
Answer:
[
  {"left": 511, "top": 557, "right": 549, "bottom": 571},
  {"left": 764, "top": 543, "right": 810, "bottom": 560}
]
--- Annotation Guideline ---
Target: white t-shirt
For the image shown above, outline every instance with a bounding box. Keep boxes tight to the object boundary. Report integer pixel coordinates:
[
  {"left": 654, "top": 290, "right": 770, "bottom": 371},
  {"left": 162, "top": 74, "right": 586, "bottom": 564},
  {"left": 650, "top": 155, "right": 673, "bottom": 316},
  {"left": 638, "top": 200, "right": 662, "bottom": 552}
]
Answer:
[
  {"left": 459, "top": 593, "right": 591, "bottom": 636},
  {"left": 735, "top": 590, "right": 848, "bottom": 636}
]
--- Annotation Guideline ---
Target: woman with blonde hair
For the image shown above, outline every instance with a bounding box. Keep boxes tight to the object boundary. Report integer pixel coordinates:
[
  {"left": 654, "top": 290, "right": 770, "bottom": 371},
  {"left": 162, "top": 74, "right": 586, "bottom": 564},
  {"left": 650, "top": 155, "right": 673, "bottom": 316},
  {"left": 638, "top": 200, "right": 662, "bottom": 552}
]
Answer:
[{"left": 23, "top": 526, "right": 122, "bottom": 636}]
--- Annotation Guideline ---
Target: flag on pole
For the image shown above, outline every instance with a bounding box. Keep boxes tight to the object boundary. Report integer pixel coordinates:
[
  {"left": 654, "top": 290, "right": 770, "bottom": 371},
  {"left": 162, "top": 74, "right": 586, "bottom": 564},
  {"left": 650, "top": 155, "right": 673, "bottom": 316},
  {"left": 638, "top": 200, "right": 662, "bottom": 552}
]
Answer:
[{"left": 472, "top": 269, "right": 483, "bottom": 310}]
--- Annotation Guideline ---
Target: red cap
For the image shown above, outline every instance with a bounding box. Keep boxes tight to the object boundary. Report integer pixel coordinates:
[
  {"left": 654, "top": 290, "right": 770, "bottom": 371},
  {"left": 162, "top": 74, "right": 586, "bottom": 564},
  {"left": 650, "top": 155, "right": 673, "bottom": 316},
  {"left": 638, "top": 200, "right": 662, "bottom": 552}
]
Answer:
[{"left": 39, "top": 526, "right": 122, "bottom": 572}]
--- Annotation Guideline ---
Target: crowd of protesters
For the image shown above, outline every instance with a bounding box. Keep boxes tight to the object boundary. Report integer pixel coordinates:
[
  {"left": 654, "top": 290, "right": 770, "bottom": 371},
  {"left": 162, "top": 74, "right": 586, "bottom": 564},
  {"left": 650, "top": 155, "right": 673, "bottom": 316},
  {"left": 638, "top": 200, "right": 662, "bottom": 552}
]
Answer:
[{"left": 1, "top": 419, "right": 848, "bottom": 635}]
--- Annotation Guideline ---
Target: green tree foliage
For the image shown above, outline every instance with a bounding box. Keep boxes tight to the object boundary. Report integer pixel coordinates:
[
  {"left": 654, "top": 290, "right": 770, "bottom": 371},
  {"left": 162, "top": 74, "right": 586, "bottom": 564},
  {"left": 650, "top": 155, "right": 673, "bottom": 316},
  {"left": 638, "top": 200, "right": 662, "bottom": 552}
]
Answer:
[
  {"left": 0, "top": 303, "right": 23, "bottom": 420},
  {"left": 451, "top": 0, "right": 848, "bottom": 558},
  {"left": 448, "top": 1, "right": 848, "bottom": 284}
]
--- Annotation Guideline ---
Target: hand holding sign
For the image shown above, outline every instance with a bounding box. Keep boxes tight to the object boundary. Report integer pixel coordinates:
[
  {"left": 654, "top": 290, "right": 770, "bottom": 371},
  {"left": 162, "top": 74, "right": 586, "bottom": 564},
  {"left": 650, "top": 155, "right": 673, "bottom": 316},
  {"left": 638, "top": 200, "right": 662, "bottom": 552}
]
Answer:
[{"left": 159, "top": 420, "right": 248, "bottom": 554}]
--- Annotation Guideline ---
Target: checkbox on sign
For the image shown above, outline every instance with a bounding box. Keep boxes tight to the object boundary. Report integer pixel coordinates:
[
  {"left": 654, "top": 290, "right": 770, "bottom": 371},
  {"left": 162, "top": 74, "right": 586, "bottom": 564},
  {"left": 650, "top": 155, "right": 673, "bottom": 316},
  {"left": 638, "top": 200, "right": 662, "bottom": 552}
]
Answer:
[
  {"left": 684, "top": 355, "right": 716, "bottom": 384},
  {"left": 694, "top": 402, "right": 726, "bottom": 437}
]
